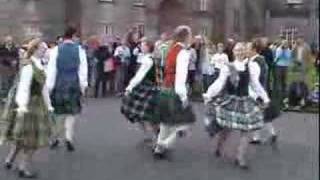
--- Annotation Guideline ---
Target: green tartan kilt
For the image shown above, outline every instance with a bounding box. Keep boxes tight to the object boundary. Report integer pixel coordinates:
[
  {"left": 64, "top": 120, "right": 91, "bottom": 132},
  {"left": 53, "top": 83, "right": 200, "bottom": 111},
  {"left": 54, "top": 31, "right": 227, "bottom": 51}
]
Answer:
[
  {"left": 153, "top": 89, "right": 196, "bottom": 125},
  {"left": 120, "top": 81, "right": 159, "bottom": 124},
  {"left": 0, "top": 95, "right": 51, "bottom": 149},
  {"left": 215, "top": 95, "right": 264, "bottom": 131}
]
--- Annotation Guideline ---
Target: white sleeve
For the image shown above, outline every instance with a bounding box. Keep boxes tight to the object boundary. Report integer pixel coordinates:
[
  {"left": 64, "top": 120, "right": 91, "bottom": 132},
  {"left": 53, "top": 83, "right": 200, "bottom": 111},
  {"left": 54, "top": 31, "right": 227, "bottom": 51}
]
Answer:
[
  {"left": 205, "top": 65, "right": 229, "bottom": 98},
  {"left": 15, "top": 65, "right": 33, "bottom": 113},
  {"left": 126, "top": 57, "right": 153, "bottom": 92},
  {"left": 46, "top": 47, "right": 58, "bottom": 92},
  {"left": 223, "top": 54, "right": 229, "bottom": 64},
  {"left": 114, "top": 47, "right": 120, "bottom": 57},
  {"left": 249, "top": 61, "right": 270, "bottom": 103},
  {"left": 175, "top": 49, "right": 190, "bottom": 102},
  {"left": 79, "top": 47, "right": 88, "bottom": 91}
]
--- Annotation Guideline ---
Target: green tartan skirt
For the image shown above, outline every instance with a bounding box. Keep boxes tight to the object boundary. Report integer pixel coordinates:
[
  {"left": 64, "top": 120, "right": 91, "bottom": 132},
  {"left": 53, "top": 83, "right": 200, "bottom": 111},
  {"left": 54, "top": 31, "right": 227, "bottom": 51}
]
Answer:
[
  {"left": 215, "top": 95, "right": 264, "bottom": 131},
  {"left": 0, "top": 94, "right": 51, "bottom": 149},
  {"left": 153, "top": 89, "right": 196, "bottom": 125}
]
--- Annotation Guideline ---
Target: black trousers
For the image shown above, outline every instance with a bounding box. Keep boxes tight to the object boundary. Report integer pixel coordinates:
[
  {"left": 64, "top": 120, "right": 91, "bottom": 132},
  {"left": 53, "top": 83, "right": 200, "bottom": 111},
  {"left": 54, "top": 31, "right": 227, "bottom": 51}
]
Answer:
[
  {"left": 95, "top": 73, "right": 107, "bottom": 98},
  {"left": 274, "top": 66, "right": 288, "bottom": 101}
]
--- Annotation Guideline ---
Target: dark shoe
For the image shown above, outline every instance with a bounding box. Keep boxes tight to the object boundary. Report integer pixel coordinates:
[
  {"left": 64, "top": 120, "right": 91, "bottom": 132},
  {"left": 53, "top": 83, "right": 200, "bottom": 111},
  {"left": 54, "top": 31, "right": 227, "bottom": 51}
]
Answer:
[
  {"left": 215, "top": 150, "right": 221, "bottom": 158},
  {"left": 153, "top": 145, "right": 167, "bottom": 160},
  {"left": 18, "top": 170, "right": 38, "bottom": 179},
  {"left": 235, "top": 159, "right": 249, "bottom": 170},
  {"left": 249, "top": 139, "right": 262, "bottom": 145},
  {"left": 65, "top": 141, "right": 75, "bottom": 152},
  {"left": 49, "top": 139, "right": 60, "bottom": 150},
  {"left": 270, "top": 135, "right": 278, "bottom": 144},
  {"left": 177, "top": 130, "right": 187, "bottom": 138},
  {"left": 4, "top": 162, "right": 13, "bottom": 170}
]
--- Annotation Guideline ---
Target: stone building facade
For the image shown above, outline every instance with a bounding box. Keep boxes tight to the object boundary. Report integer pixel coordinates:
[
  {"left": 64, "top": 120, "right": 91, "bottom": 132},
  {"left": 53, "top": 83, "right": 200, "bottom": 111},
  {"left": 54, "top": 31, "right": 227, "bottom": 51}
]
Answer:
[{"left": 0, "top": 0, "right": 318, "bottom": 46}]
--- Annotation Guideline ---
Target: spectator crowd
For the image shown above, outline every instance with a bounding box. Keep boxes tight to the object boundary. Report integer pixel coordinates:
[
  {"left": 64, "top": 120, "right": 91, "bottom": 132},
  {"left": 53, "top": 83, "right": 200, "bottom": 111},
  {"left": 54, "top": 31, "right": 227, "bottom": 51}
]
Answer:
[{"left": 0, "top": 28, "right": 319, "bottom": 111}]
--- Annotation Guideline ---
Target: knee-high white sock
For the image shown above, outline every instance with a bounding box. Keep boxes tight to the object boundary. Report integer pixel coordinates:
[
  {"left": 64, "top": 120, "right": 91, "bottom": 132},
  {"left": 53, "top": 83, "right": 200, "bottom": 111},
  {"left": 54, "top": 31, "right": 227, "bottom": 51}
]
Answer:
[
  {"left": 266, "top": 122, "right": 276, "bottom": 136},
  {"left": 252, "top": 129, "right": 262, "bottom": 140},
  {"left": 5, "top": 144, "right": 20, "bottom": 163},
  {"left": 65, "top": 116, "right": 76, "bottom": 142},
  {"left": 237, "top": 132, "right": 249, "bottom": 162},
  {"left": 19, "top": 150, "right": 34, "bottom": 171}
]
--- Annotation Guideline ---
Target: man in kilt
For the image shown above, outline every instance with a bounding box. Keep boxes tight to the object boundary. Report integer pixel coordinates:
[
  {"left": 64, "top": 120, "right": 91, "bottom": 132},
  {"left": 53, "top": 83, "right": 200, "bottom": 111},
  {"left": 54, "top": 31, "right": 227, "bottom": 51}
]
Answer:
[
  {"left": 152, "top": 26, "right": 196, "bottom": 159},
  {"left": 46, "top": 27, "right": 88, "bottom": 152},
  {"left": 121, "top": 40, "right": 160, "bottom": 142},
  {"left": 203, "top": 42, "right": 270, "bottom": 169}
]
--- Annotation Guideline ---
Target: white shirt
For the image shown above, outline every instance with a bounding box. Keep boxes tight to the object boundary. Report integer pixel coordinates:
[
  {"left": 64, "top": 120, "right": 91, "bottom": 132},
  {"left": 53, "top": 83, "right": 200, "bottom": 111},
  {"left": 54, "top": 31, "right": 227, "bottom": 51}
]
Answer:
[
  {"left": 211, "top": 52, "right": 229, "bottom": 69},
  {"left": 46, "top": 42, "right": 88, "bottom": 93},
  {"left": 175, "top": 46, "right": 190, "bottom": 102},
  {"left": 114, "top": 45, "right": 131, "bottom": 63},
  {"left": 15, "top": 56, "right": 53, "bottom": 113},
  {"left": 204, "top": 58, "right": 270, "bottom": 104},
  {"left": 126, "top": 54, "right": 153, "bottom": 92},
  {"left": 201, "top": 48, "right": 215, "bottom": 75}
]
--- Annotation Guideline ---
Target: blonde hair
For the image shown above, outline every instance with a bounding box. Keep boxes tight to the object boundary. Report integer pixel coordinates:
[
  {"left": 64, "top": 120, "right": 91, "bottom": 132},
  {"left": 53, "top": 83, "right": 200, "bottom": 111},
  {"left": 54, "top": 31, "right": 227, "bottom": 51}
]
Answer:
[{"left": 20, "top": 38, "right": 42, "bottom": 66}]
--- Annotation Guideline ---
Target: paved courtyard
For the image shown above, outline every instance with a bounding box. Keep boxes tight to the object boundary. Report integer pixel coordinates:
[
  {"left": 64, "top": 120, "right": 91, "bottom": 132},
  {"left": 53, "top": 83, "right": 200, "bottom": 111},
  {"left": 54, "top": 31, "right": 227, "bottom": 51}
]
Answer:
[{"left": 0, "top": 97, "right": 319, "bottom": 180}]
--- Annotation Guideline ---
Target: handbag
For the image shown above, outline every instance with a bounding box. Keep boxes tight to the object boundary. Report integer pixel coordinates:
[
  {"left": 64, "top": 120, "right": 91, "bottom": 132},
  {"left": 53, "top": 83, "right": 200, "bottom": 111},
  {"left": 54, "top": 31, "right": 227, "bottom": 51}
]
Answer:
[{"left": 104, "top": 58, "right": 115, "bottom": 72}]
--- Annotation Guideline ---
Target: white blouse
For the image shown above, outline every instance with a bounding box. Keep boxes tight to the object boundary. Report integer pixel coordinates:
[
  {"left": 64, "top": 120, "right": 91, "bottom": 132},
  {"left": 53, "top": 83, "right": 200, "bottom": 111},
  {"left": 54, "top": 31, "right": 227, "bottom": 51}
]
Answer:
[
  {"left": 211, "top": 53, "right": 229, "bottom": 69},
  {"left": 175, "top": 46, "right": 190, "bottom": 102},
  {"left": 126, "top": 54, "right": 154, "bottom": 92},
  {"left": 15, "top": 57, "right": 53, "bottom": 113},
  {"left": 204, "top": 58, "right": 270, "bottom": 104},
  {"left": 46, "top": 42, "right": 88, "bottom": 93}
]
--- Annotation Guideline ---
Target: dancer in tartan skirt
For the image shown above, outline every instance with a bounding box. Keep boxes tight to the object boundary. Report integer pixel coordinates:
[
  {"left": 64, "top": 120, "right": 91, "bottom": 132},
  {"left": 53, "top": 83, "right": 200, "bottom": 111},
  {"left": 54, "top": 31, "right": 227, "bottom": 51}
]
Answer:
[
  {"left": 203, "top": 42, "right": 270, "bottom": 169},
  {"left": 0, "top": 38, "right": 53, "bottom": 178},
  {"left": 121, "top": 40, "right": 160, "bottom": 142},
  {"left": 152, "top": 26, "right": 196, "bottom": 159}
]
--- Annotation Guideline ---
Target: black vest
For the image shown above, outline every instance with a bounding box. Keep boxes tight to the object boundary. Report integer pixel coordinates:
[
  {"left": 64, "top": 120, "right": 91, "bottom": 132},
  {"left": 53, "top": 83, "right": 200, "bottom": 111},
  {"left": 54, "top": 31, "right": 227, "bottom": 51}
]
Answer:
[{"left": 253, "top": 56, "right": 268, "bottom": 90}]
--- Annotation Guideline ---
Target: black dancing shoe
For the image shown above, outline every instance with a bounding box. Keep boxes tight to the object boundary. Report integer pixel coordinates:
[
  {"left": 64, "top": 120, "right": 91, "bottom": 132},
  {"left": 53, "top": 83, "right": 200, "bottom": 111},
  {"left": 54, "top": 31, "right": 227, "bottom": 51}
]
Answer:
[
  {"left": 153, "top": 145, "right": 167, "bottom": 160},
  {"left": 234, "top": 159, "right": 249, "bottom": 170},
  {"left": 177, "top": 130, "right": 187, "bottom": 138},
  {"left": 4, "top": 162, "right": 13, "bottom": 170},
  {"left": 249, "top": 139, "right": 262, "bottom": 145},
  {"left": 214, "top": 150, "right": 221, "bottom": 158},
  {"left": 270, "top": 135, "right": 278, "bottom": 144},
  {"left": 18, "top": 170, "right": 38, "bottom": 179},
  {"left": 65, "top": 141, "right": 75, "bottom": 152},
  {"left": 49, "top": 139, "right": 60, "bottom": 150}
]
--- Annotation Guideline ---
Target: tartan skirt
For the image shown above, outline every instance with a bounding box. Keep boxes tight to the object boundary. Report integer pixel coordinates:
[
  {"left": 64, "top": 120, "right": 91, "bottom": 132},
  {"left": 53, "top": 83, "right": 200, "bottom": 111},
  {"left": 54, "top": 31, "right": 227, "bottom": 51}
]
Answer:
[
  {"left": 120, "top": 81, "right": 159, "bottom": 123},
  {"left": 204, "top": 99, "right": 223, "bottom": 137},
  {"left": 213, "top": 95, "right": 264, "bottom": 131},
  {"left": 153, "top": 89, "right": 196, "bottom": 125},
  {"left": 0, "top": 92, "right": 51, "bottom": 149}
]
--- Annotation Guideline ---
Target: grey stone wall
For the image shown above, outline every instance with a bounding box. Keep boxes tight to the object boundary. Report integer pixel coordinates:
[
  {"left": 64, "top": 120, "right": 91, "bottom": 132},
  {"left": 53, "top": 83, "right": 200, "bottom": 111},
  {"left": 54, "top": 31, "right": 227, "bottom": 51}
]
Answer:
[{"left": 0, "top": 0, "right": 65, "bottom": 42}]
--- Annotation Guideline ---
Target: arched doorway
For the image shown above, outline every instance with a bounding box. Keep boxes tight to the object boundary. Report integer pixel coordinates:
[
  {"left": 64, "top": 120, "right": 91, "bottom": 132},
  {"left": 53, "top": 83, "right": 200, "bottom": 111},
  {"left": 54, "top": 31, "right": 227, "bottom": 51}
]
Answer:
[{"left": 158, "top": 0, "right": 190, "bottom": 34}]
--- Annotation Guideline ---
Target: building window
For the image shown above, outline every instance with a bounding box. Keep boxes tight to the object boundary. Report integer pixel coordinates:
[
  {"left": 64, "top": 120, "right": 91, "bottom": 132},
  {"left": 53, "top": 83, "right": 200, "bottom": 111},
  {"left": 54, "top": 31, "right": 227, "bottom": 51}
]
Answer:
[
  {"left": 98, "top": 0, "right": 114, "bottom": 3},
  {"left": 133, "top": 0, "right": 145, "bottom": 7},
  {"left": 23, "top": 23, "right": 41, "bottom": 37},
  {"left": 105, "top": 24, "right": 113, "bottom": 35},
  {"left": 201, "top": 26, "right": 208, "bottom": 36},
  {"left": 137, "top": 24, "right": 145, "bottom": 36},
  {"left": 286, "top": 0, "right": 303, "bottom": 5},
  {"left": 233, "top": 10, "right": 240, "bottom": 32},
  {"left": 200, "top": 0, "right": 208, "bottom": 11},
  {"left": 280, "top": 26, "right": 298, "bottom": 46}
]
